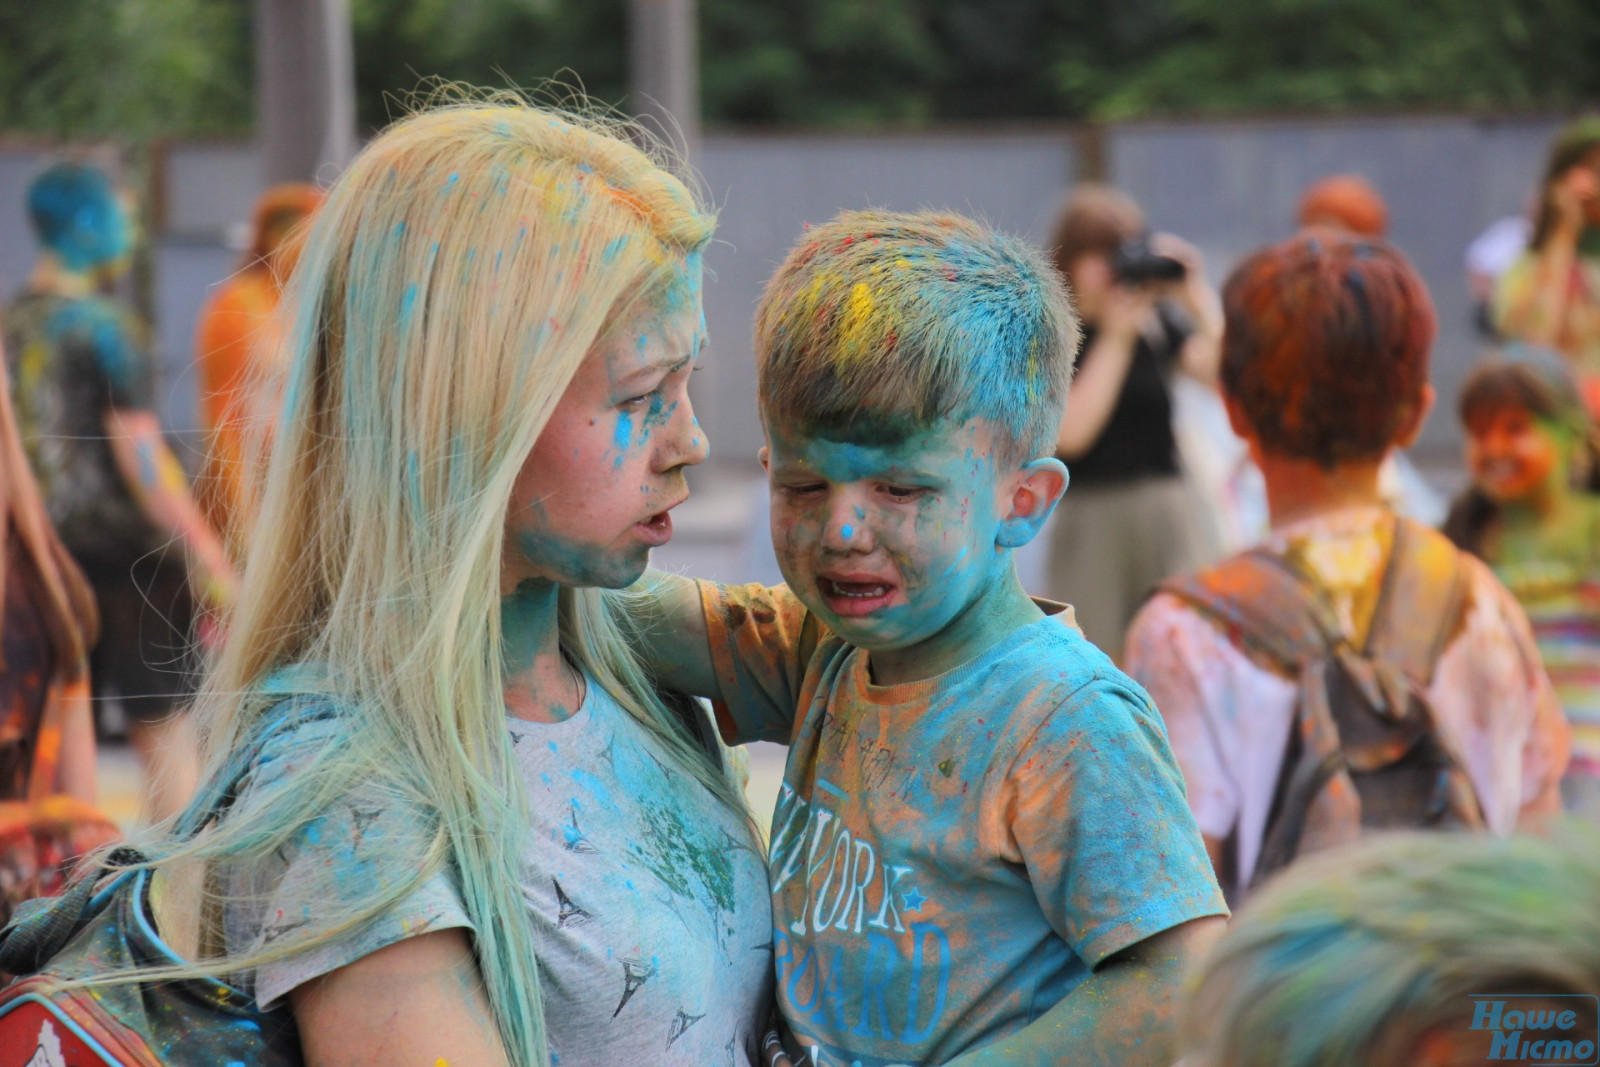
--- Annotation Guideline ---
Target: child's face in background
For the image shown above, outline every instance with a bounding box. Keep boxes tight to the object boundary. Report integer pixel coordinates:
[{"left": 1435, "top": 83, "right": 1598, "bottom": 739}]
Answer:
[
  {"left": 1464, "top": 403, "right": 1569, "bottom": 505},
  {"left": 763, "top": 416, "right": 1022, "bottom": 672},
  {"left": 503, "top": 275, "right": 708, "bottom": 592}
]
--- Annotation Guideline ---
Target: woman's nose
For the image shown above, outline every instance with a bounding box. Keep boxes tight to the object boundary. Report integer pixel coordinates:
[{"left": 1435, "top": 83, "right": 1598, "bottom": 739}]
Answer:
[{"left": 658, "top": 400, "right": 709, "bottom": 471}]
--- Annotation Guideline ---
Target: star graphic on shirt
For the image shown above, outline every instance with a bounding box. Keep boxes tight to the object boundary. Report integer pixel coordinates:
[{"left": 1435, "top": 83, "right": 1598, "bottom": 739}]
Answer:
[
  {"left": 553, "top": 878, "right": 595, "bottom": 929},
  {"left": 901, "top": 888, "right": 927, "bottom": 913},
  {"left": 666, "top": 1009, "right": 706, "bottom": 1048},
  {"left": 348, "top": 804, "right": 385, "bottom": 847},
  {"left": 260, "top": 916, "right": 311, "bottom": 944},
  {"left": 613, "top": 957, "right": 657, "bottom": 1017},
  {"left": 718, "top": 827, "right": 756, "bottom": 857},
  {"left": 562, "top": 803, "right": 599, "bottom": 854}
]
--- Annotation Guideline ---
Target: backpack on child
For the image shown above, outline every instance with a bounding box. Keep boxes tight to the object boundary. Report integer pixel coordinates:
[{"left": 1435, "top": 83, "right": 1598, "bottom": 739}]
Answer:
[{"left": 1158, "top": 517, "right": 1486, "bottom": 894}]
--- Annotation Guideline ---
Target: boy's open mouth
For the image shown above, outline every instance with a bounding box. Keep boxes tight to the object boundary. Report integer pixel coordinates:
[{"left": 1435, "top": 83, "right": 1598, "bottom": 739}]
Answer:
[{"left": 818, "top": 576, "right": 896, "bottom": 616}]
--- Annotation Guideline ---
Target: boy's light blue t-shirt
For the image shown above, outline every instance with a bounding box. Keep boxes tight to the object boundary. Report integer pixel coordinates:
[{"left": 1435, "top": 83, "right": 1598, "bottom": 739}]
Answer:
[{"left": 699, "top": 581, "right": 1228, "bottom": 1067}]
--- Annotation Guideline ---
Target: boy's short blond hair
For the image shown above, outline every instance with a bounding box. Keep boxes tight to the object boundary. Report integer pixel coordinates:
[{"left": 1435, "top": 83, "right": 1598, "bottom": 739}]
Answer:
[{"left": 755, "top": 210, "right": 1080, "bottom": 462}]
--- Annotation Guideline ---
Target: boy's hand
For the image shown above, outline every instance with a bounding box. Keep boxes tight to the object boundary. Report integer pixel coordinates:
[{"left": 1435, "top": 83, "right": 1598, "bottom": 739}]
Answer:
[{"left": 942, "top": 915, "right": 1227, "bottom": 1067}]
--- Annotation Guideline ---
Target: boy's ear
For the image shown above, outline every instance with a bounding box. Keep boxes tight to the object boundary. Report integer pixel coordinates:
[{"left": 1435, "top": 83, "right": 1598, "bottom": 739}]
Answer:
[
  {"left": 1223, "top": 390, "right": 1269, "bottom": 470},
  {"left": 758, "top": 445, "right": 770, "bottom": 472},
  {"left": 1395, "top": 383, "right": 1435, "bottom": 450},
  {"left": 996, "top": 457, "right": 1069, "bottom": 549}
]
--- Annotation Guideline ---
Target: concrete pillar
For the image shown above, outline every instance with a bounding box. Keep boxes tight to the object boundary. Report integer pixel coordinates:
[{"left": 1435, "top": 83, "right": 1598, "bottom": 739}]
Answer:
[
  {"left": 254, "top": 0, "right": 358, "bottom": 185},
  {"left": 629, "top": 0, "right": 700, "bottom": 159}
]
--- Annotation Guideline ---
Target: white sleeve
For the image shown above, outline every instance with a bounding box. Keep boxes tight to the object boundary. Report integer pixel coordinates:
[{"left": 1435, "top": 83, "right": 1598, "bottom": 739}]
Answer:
[
  {"left": 1125, "top": 594, "right": 1244, "bottom": 840},
  {"left": 1428, "top": 561, "right": 1572, "bottom": 833}
]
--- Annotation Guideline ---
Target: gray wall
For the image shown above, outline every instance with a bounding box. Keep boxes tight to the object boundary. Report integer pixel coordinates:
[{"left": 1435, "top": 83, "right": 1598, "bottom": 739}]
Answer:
[
  {"left": 1110, "top": 113, "right": 1563, "bottom": 457},
  {"left": 0, "top": 113, "right": 1565, "bottom": 467},
  {"left": 696, "top": 130, "right": 1079, "bottom": 459}
]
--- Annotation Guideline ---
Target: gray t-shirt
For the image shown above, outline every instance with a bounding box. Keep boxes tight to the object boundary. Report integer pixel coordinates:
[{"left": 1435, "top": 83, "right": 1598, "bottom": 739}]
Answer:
[{"left": 224, "top": 682, "right": 774, "bottom": 1065}]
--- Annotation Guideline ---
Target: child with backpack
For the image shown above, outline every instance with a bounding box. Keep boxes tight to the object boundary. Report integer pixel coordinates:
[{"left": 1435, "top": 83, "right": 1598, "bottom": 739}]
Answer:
[
  {"left": 1444, "top": 348, "right": 1600, "bottom": 819},
  {"left": 631, "top": 209, "right": 1228, "bottom": 1067},
  {"left": 1124, "top": 230, "right": 1570, "bottom": 900}
]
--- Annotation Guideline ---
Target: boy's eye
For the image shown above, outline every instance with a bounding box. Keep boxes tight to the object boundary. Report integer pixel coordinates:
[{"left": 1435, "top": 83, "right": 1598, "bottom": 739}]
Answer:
[
  {"left": 777, "top": 482, "right": 825, "bottom": 497},
  {"left": 880, "top": 484, "right": 929, "bottom": 500}
]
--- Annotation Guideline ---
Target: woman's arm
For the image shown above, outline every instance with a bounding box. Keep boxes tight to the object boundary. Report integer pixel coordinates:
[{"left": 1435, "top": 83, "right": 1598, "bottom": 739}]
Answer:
[
  {"left": 289, "top": 929, "right": 512, "bottom": 1067},
  {"left": 54, "top": 675, "right": 98, "bottom": 803},
  {"left": 1498, "top": 172, "right": 1589, "bottom": 348},
  {"left": 1056, "top": 289, "right": 1154, "bottom": 460},
  {"left": 941, "top": 916, "right": 1226, "bottom": 1067},
  {"left": 1150, "top": 233, "right": 1224, "bottom": 386},
  {"left": 104, "top": 407, "right": 238, "bottom": 611}
]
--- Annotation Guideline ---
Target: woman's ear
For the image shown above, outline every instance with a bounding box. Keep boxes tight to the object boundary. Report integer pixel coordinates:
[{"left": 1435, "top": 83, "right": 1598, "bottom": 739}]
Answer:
[
  {"left": 996, "top": 457, "right": 1069, "bottom": 549},
  {"left": 1395, "top": 383, "right": 1436, "bottom": 450}
]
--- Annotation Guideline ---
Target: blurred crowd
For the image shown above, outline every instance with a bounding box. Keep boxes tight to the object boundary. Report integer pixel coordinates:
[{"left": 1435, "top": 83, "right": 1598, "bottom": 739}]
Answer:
[{"left": 1, "top": 109, "right": 1599, "bottom": 1064}]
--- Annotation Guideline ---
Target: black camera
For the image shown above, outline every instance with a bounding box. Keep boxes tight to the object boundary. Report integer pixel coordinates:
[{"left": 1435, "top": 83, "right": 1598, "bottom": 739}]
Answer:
[{"left": 1112, "top": 235, "right": 1186, "bottom": 285}]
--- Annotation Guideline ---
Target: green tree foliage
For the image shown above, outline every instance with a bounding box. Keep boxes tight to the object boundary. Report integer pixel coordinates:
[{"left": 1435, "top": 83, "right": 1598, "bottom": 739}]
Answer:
[
  {"left": 349, "top": 0, "right": 628, "bottom": 130},
  {"left": 0, "top": 0, "right": 251, "bottom": 140},
  {"left": 2, "top": 0, "right": 1597, "bottom": 140},
  {"left": 1090, "top": 0, "right": 1600, "bottom": 119}
]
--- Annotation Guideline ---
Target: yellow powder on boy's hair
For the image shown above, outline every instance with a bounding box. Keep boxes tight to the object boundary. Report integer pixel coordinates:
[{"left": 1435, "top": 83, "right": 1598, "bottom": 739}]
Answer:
[{"left": 836, "top": 282, "right": 878, "bottom": 362}]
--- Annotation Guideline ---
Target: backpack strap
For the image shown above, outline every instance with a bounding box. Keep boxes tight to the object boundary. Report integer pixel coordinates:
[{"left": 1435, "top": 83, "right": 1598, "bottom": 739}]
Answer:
[
  {"left": 0, "top": 844, "right": 147, "bottom": 975},
  {"left": 1156, "top": 549, "right": 1343, "bottom": 672},
  {"left": 1364, "top": 518, "right": 1470, "bottom": 686}
]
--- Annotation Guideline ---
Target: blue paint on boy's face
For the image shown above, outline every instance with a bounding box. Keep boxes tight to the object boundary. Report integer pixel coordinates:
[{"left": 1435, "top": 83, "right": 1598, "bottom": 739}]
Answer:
[{"left": 764, "top": 418, "right": 1023, "bottom": 675}]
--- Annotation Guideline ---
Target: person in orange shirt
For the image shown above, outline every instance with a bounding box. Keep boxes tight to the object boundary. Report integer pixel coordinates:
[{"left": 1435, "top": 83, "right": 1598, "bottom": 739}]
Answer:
[{"left": 194, "top": 184, "right": 322, "bottom": 546}]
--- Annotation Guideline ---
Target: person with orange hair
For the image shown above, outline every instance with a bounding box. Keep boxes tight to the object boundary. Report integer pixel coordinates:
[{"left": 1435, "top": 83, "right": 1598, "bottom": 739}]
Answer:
[
  {"left": 193, "top": 183, "right": 323, "bottom": 546},
  {"left": 1296, "top": 174, "right": 1388, "bottom": 237},
  {"left": 1124, "top": 231, "right": 1570, "bottom": 902}
]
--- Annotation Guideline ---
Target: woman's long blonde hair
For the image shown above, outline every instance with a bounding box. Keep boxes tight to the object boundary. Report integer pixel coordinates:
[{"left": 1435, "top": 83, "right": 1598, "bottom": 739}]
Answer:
[{"left": 124, "top": 93, "right": 749, "bottom": 1067}]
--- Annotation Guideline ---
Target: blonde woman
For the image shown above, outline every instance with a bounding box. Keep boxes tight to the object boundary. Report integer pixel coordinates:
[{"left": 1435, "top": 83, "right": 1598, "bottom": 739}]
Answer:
[{"left": 111, "top": 97, "right": 771, "bottom": 1066}]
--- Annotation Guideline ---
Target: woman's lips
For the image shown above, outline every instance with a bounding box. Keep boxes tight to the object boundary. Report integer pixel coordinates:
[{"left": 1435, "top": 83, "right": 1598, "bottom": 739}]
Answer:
[{"left": 635, "top": 511, "right": 674, "bottom": 547}]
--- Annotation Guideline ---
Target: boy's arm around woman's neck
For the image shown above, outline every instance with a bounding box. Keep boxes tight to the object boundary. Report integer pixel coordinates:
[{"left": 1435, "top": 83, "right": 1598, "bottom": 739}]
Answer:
[{"left": 623, "top": 569, "right": 725, "bottom": 701}]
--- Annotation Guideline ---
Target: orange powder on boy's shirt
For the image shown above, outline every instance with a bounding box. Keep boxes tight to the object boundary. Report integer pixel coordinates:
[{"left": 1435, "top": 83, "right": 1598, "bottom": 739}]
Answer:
[
  {"left": 194, "top": 269, "right": 283, "bottom": 544},
  {"left": 698, "top": 580, "right": 1225, "bottom": 1066}
]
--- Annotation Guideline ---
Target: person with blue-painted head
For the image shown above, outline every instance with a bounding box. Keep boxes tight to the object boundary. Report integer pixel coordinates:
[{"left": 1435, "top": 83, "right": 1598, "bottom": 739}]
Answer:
[{"left": 4, "top": 158, "right": 236, "bottom": 823}]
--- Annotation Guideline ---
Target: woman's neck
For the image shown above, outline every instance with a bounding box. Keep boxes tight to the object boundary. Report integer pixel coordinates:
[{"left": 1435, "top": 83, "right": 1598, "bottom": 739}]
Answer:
[
  {"left": 1260, "top": 452, "right": 1386, "bottom": 530},
  {"left": 500, "top": 578, "right": 583, "bottom": 722}
]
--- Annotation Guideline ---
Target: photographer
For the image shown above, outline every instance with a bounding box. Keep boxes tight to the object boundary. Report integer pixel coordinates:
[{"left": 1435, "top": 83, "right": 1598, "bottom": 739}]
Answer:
[{"left": 1047, "top": 183, "right": 1223, "bottom": 655}]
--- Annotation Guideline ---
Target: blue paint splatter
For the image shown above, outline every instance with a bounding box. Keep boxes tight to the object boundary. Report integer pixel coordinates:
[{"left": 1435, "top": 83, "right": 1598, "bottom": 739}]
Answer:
[
  {"left": 841, "top": 524, "right": 854, "bottom": 541},
  {"left": 613, "top": 410, "right": 634, "bottom": 466}
]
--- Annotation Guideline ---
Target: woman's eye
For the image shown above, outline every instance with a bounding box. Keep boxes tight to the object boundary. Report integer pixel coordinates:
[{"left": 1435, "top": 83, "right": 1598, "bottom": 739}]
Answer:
[
  {"left": 779, "top": 483, "right": 825, "bottom": 497},
  {"left": 620, "top": 390, "right": 659, "bottom": 411}
]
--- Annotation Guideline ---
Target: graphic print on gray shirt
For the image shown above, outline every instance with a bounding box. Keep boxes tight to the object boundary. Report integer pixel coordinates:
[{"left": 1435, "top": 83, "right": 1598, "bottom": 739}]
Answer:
[{"left": 225, "top": 683, "right": 774, "bottom": 1065}]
